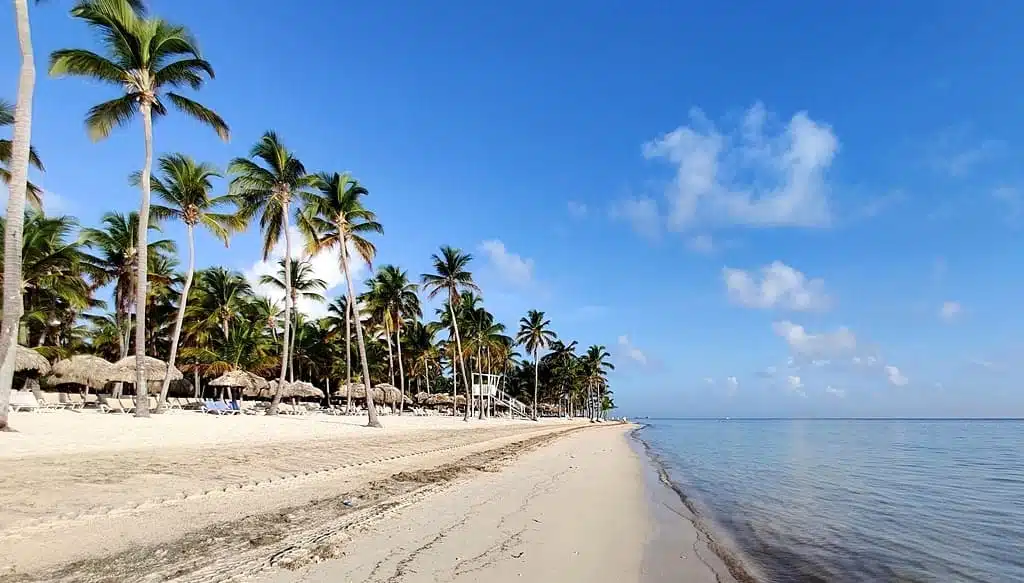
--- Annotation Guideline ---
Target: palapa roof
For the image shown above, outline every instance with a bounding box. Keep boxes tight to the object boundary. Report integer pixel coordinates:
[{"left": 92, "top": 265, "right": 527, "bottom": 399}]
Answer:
[
  {"left": 210, "top": 370, "right": 268, "bottom": 390},
  {"left": 284, "top": 380, "right": 324, "bottom": 399},
  {"left": 334, "top": 382, "right": 385, "bottom": 403},
  {"left": 374, "top": 383, "right": 404, "bottom": 404},
  {"left": 47, "top": 354, "right": 113, "bottom": 388},
  {"left": 15, "top": 345, "right": 50, "bottom": 375},
  {"left": 108, "top": 355, "right": 183, "bottom": 384}
]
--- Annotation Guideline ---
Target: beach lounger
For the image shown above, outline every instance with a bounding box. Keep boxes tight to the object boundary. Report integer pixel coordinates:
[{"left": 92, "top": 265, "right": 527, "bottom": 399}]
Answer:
[
  {"left": 98, "top": 397, "right": 124, "bottom": 413},
  {"left": 61, "top": 393, "right": 86, "bottom": 410},
  {"left": 83, "top": 394, "right": 99, "bottom": 408},
  {"left": 37, "top": 392, "right": 67, "bottom": 410},
  {"left": 119, "top": 398, "right": 137, "bottom": 413},
  {"left": 8, "top": 390, "right": 41, "bottom": 412}
]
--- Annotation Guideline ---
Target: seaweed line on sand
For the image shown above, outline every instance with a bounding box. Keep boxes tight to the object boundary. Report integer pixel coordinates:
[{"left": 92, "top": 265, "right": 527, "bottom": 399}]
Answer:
[{"left": 629, "top": 425, "right": 761, "bottom": 583}]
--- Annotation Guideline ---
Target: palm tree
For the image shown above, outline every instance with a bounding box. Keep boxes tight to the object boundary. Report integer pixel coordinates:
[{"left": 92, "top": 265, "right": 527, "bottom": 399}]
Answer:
[
  {"left": 368, "top": 265, "right": 420, "bottom": 414},
  {"left": 135, "top": 154, "right": 240, "bottom": 411},
  {"left": 515, "top": 309, "right": 556, "bottom": 420},
  {"left": 259, "top": 258, "right": 326, "bottom": 381},
  {"left": 422, "top": 247, "right": 479, "bottom": 422},
  {"left": 302, "top": 172, "right": 383, "bottom": 427},
  {"left": 51, "top": 0, "right": 229, "bottom": 416},
  {"left": 583, "top": 345, "right": 614, "bottom": 421},
  {"left": 0, "top": 99, "right": 44, "bottom": 209},
  {"left": 326, "top": 296, "right": 355, "bottom": 411},
  {"left": 229, "top": 131, "right": 310, "bottom": 415},
  {"left": 80, "top": 212, "right": 174, "bottom": 362}
]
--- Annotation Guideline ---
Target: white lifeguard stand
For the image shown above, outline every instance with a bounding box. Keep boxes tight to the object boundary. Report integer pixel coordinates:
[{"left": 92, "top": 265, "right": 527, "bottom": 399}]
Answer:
[{"left": 471, "top": 372, "right": 528, "bottom": 418}]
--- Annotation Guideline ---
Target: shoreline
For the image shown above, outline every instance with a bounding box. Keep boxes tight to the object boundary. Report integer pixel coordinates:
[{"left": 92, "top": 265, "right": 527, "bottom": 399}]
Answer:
[{"left": 629, "top": 425, "right": 761, "bottom": 583}]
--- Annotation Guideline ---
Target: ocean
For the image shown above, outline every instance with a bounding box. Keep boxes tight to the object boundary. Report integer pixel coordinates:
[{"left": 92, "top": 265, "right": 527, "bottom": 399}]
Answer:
[{"left": 636, "top": 419, "right": 1024, "bottom": 583}]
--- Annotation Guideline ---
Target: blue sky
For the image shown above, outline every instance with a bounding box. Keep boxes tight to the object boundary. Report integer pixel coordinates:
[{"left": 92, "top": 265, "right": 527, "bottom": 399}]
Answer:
[{"left": 2, "top": 1, "right": 1023, "bottom": 417}]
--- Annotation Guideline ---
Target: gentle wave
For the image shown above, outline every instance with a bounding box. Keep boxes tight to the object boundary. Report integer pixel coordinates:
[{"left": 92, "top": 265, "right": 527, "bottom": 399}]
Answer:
[{"left": 637, "top": 419, "right": 1024, "bottom": 583}]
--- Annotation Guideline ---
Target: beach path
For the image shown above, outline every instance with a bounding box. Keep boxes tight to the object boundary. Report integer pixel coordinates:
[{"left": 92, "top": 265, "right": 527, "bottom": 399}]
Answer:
[{"left": 256, "top": 423, "right": 654, "bottom": 583}]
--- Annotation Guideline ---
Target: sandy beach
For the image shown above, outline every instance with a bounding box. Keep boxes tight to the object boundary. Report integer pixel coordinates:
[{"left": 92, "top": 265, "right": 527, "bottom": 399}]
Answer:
[{"left": 0, "top": 411, "right": 733, "bottom": 583}]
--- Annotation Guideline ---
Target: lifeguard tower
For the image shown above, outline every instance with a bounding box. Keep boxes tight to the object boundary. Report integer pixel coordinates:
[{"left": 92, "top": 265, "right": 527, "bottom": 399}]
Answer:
[{"left": 471, "top": 373, "right": 528, "bottom": 419}]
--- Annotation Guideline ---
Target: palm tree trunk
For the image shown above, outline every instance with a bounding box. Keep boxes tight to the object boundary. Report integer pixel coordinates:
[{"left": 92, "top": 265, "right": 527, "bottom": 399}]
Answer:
[
  {"left": 532, "top": 348, "right": 539, "bottom": 421},
  {"left": 268, "top": 207, "right": 292, "bottom": 415},
  {"left": 477, "top": 346, "right": 485, "bottom": 420},
  {"left": 395, "top": 320, "right": 405, "bottom": 416},
  {"left": 133, "top": 101, "right": 155, "bottom": 418},
  {"left": 156, "top": 224, "right": 195, "bottom": 413},
  {"left": 424, "top": 355, "right": 430, "bottom": 393},
  {"left": 345, "top": 297, "right": 352, "bottom": 413},
  {"left": 384, "top": 329, "right": 394, "bottom": 386},
  {"left": 0, "top": 0, "right": 34, "bottom": 431},
  {"left": 448, "top": 301, "right": 471, "bottom": 422},
  {"left": 340, "top": 237, "right": 380, "bottom": 428},
  {"left": 288, "top": 299, "right": 297, "bottom": 383}
]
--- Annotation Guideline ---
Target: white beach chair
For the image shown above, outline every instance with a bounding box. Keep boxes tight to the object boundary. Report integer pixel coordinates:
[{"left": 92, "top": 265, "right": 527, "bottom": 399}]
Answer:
[
  {"left": 8, "top": 390, "right": 40, "bottom": 412},
  {"left": 37, "top": 392, "right": 67, "bottom": 410}
]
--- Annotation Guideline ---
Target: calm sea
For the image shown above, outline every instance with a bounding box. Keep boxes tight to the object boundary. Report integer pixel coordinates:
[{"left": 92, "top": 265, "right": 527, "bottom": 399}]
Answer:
[{"left": 636, "top": 419, "right": 1024, "bottom": 583}]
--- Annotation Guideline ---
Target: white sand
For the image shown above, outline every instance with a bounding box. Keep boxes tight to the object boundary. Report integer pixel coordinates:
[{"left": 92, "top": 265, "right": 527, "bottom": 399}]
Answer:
[{"left": 1, "top": 409, "right": 558, "bottom": 458}]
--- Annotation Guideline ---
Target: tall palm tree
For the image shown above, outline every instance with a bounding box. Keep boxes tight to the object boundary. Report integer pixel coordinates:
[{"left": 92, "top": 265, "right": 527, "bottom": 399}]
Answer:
[
  {"left": 515, "top": 309, "right": 556, "bottom": 421},
  {"left": 326, "top": 296, "right": 354, "bottom": 411},
  {"left": 134, "top": 154, "right": 241, "bottom": 411},
  {"left": 583, "top": 345, "right": 614, "bottom": 421},
  {"left": 0, "top": 99, "right": 44, "bottom": 209},
  {"left": 229, "top": 131, "right": 310, "bottom": 415},
  {"left": 80, "top": 212, "right": 174, "bottom": 361},
  {"left": 368, "top": 265, "right": 420, "bottom": 414},
  {"left": 301, "top": 172, "right": 383, "bottom": 427},
  {"left": 422, "top": 247, "right": 478, "bottom": 422},
  {"left": 51, "top": 0, "right": 229, "bottom": 416},
  {"left": 259, "top": 258, "right": 326, "bottom": 381}
]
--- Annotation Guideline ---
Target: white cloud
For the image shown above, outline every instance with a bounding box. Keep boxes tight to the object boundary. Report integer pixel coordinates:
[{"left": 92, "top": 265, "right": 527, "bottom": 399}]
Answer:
[
  {"left": 773, "top": 320, "right": 856, "bottom": 359},
  {"left": 244, "top": 226, "right": 364, "bottom": 318},
  {"left": 479, "top": 240, "right": 535, "bottom": 288},
  {"left": 609, "top": 197, "right": 661, "bottom": 240},
  {"left": 785, "top": 375, "right": 806, "bottom": 397},
  {"left": 643, "top": 102, "right": 837, "bottom": 230},
  {"left": 885, "top": 365, "right": 908, "bottom": 387},
  {"left": 724, "top": 261, "right": 830, "bottom": 311},
  {"left": 617, "top": 335, "right": 649, "bottom": 366},
  {"left": 725, "top": 376, "right": 739, "bottom": 396},
  {"left": 756, "top": 365, "right": 777, "bottom": 378},
  {"left": 825, "top": 385, "right": 846, "bottom": 398},
  {"left": 928, "top": 129, "right": 1003, "bottom": 177},
  {"left": 567, "top": 201, "right": 588, "bottom": 218},
  {"left": 939, "top": 301, "right": 961, "bottom": 322},
  {"left": 686, "top": 234, "right": 716, "bottom": 254}
]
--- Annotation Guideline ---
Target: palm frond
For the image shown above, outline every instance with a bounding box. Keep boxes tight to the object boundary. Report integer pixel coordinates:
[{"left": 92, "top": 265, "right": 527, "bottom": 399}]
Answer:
[
  {"left": 84, "top": 94, "right": 140, "bottom": 142},
  {"left": 166, "top": 92, "right": 229, "bottom": 141}
]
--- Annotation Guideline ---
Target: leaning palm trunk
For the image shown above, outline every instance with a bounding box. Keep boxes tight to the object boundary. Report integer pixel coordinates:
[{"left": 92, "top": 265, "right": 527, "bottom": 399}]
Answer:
[
  {"left": 395, "top": 320, "right": 406, "bottom": 416},
  {"left": 341, "top": 236, "right": 380, "bottom": 427},
  {"left": 0, "top": 0, "right": 34, "bottom": 431},
  {"left": 532, "top": 347, "right": 539, "bottom": 421},
  {"left": 345, "top": 298, "right": 353, "bottom": 412},
  {"left": 288, "top": 297, "right": 297, "bottom": 382},
  {"left": 133, "top": 101, "right": 154, "bottom": 418},
  {"left": 156, "top": 225, "right": 195, "bottom": 412},
  {"left": 267, "top": 208, "right": 293, "bottom": 415},
  {"left": 424, "top": 356, "right": 431, "bottom": 393},
  {"left": 385, "top": 329, "right": 394, "bottom": 386},
  {"left": 448, "top": 301, "right": 471, "bottom": 422}
]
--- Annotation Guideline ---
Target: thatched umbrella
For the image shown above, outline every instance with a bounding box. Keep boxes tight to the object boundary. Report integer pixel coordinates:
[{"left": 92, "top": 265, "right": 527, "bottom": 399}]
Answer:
[
  {"left": 337, "top": 382, "right": 385, "bottom": 403},
  {"left": 108, "top": 355, "right": 183, "bottom": 384},
  {"left": 15, "top": 345, "right": 50, "bottom": 375},
  {"left": 210, "top": 370, "right": 268, "bottom": 391},
  {"left": 283, "top": 380, "right": 324, "bottom": 399},
  {"left": 46, "top": 354, "right": 113, "bottom": 391},
  {"left": 414, "top": 391, "right": 432, "bottom": 405},
  {"left": 375, "top": 383, "right": 403, "bottom": 407}
]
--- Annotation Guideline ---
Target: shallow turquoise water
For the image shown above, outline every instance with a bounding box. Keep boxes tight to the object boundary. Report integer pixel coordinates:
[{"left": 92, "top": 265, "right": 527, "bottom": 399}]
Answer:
[{"left": 638, "top": 419, "right": 1024, "bottom": 583}]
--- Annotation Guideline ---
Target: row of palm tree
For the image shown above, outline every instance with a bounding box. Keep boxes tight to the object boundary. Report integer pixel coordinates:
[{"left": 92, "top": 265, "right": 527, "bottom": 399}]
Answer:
[{"left": 0, "top": 0, "right": 615, "bottom": 430}]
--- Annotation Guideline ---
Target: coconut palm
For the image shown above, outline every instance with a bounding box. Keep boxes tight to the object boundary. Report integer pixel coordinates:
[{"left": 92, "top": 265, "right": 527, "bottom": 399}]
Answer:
[
  {"left": 133, "top": 154, "right": 241, "bottom": 411},
  {"left": 228, "top": 131, "right": 311, "bottom": 415},
  {"left": 183, "top": 267, "right": 252, "bottom": 343},
  {"left": 367, "top": 265, "right": 420, "bottom": 414},
  {"left": 325, "top": 296, "right": 355, "bottom": 411},
  {"left": 51, "top": 0, "right": 229, "bottom": 416},
  {"left": 583, "top": 345, "right": 614, "bottom": 421},
  {"left": 80, "top": 212, "right": 174, "bottom": 361},
  {"left": 301, "top": 171, "right": 383, "bottom": 427},
  {"left": 0, "top": 99, "right": 44, "bottom": 209},
  {"left": 421, "top": 247, "right": 478, "bottom": 422},
  {"left": 515, "top": 309, "right": 556, "bottom": 420},
  {"left": 258, "top": 258, "right": 326, "bottom": 381}
]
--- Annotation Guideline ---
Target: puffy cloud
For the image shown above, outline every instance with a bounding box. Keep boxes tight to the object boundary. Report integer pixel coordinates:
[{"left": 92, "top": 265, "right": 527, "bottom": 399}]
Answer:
[
  {"left": 785, "top": 375, "right": 806, "bottom": 397},
  {"left": 939, "top": 301, "right": 961, "bottom": 322},
  {"left": 617, "top": 335, "right": 649, "bottom": 366},
  {"left": 725, "top": 376, "right": 739, "bottom": 396},
  {"left": 479, "top": 240, "right": 535, "bottom": 288},
  {"left": 772, "top": 321, "right": 856, "bottom": 359},
  {"left": 243, "top": 226, "right": 365, "bottom": 318},
  {"left": 643, "top": 102, "right": 837, "bottom": 229},
  {"left": 609, "top": 197, "right": 661, "bottom": 240},
  {"left": 723, "top": 261, "right": 829, "bottom": 311},
  {"left": 885, "top": 365, "right": 908, "bottom": 387}
]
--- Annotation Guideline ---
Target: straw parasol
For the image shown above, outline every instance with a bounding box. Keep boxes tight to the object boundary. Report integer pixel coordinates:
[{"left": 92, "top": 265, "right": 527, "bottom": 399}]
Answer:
[
  {"left": 283, "top": 380, "right": 324, "bottom": 399},
  {"left": 210, "top": 370, "right": 268, "bottom": 391},
  {"left": 108, "top": 355, "right": 183, "bottom": 384},
  {"left": 15, "top": 345, "right": 50, "bottom": 375},
  {"left": 414, "top": 391, "right": 431, "bottom": 405},
  {"left": 375, "top": 383, "right": 403, "bottom": 405},
  {"left": 336, "top": 382, "right": 385, "bottom": 403},
  {"left": 47, "top": 354, "right": 113, "bottom": 389}
]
